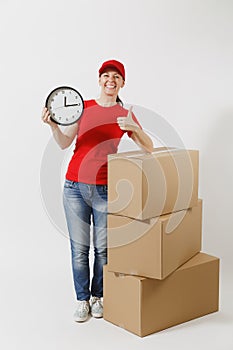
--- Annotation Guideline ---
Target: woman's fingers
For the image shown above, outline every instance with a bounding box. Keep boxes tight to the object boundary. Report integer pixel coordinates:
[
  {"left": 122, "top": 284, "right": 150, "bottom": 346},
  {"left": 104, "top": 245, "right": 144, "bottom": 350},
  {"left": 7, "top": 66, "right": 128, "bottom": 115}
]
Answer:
[
  {"left": 117, "top": 118, "right": 124, "bottom": 124},
  {"left": 117, "top": 115, "right": 137, "bottom": 132},
  {"left": 117, "top": 117, "right": 126, "bottom": 126},
  {"left": 117, "top": 117, "right": 125, "bottom": 122},
  {"left": 42, "top": 107, "right": 47, "bottom": 119},
  {"left": 117, "top": 119, "right": 127, "bottom": 130},
  {"left": 42, "top": 107, "right": 52, "bottom": 124}
]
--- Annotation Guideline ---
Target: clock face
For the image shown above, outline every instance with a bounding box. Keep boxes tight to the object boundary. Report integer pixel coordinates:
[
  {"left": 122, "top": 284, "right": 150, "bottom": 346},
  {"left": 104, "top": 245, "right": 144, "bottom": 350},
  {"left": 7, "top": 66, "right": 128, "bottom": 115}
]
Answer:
[{"left": 45, "top": 86, "right": 84, "bottom": 126}]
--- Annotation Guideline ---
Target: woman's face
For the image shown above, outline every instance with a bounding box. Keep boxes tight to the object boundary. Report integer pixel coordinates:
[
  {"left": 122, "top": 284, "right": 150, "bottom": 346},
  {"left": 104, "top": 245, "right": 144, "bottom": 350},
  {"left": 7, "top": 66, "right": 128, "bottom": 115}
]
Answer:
[{"left": 99, "top": 68, "right": 125, "bottom": 97}]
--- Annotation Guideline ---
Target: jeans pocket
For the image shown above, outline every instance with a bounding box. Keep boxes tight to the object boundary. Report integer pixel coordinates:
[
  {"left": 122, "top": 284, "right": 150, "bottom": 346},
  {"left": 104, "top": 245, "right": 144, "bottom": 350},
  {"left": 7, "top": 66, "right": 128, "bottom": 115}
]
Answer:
[
  {"left": 64, "top": 179, "right": 74, "bottom": 188},
  {"left": 96, "top": 185, "right": 108, "bottom": 199}
]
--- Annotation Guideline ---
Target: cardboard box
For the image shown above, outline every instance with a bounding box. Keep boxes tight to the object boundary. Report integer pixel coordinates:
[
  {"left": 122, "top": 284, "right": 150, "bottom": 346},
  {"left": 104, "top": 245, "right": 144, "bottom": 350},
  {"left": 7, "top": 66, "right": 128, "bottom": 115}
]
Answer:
[
  {"left": 108, "top": 147, "right": 199, "bottom": 220},
  {"left": 103, "top": 252, "right": 219, "bottom": 337},
  {"left": 107, "top": 199, "right": 202, "bottom": 279}
]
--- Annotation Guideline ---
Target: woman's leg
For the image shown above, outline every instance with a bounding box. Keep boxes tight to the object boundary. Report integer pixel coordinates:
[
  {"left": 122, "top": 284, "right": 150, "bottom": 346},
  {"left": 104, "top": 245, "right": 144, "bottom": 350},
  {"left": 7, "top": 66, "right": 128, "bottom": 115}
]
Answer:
[
  {"left": 91, "top": 185, "right": 108, "bottom": 298},
  {"left": 63, "top": 180, "right": 92, "bottom": 301}
]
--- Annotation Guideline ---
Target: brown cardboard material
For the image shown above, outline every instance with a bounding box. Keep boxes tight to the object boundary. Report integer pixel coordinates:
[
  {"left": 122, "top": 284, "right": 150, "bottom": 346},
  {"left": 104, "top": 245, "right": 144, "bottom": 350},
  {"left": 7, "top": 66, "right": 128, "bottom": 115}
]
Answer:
[
  {"left": 103, "top": 252, "right": 220, "bottom": 337},
  {"left": 107, "top": 199, "right": 202, "bottom": 279},
  {"left": 108, "top": 147, "right": 199, "bottom": 220}
]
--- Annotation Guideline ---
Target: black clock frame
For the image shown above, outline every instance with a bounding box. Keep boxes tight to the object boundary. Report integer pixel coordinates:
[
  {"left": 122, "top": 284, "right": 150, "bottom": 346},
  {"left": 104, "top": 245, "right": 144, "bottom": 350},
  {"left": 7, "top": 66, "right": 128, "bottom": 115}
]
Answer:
[{"left": 45, "top": 86, "right": 85, "bottom": 126}]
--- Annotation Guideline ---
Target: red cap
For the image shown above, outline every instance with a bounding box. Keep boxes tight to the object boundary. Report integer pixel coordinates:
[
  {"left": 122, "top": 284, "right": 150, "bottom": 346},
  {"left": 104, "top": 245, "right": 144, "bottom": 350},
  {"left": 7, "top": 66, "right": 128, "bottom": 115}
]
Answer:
[{"left": 99, "top": 59, "right": 125, "bottom": 80}]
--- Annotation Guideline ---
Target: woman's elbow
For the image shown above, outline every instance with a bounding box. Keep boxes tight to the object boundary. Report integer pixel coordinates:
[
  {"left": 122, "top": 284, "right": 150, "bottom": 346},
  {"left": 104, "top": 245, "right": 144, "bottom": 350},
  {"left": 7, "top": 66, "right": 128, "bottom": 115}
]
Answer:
[
  {"left": 145, "top": 138, "right": 154, "bottom": 153},
  {"left": 145, "top": 143, "right": 154, "bottom": 153},
  {"left": 60, "top": 142, "right": 71, "bottom": 150}
]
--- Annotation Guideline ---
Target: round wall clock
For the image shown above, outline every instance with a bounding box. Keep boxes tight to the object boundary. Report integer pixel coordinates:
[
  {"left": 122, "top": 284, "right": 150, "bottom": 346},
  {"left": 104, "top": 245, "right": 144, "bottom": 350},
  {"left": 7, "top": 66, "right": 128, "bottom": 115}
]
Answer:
[{"left": 45, "top": 86, "right": 84, "bottom": 126}]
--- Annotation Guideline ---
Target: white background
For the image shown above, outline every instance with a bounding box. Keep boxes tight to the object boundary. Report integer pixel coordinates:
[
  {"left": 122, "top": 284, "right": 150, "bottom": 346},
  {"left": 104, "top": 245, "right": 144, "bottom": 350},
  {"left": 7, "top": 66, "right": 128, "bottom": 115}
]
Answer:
[{"left": 0, "top": 0, "right": 233, "bottom": 349}]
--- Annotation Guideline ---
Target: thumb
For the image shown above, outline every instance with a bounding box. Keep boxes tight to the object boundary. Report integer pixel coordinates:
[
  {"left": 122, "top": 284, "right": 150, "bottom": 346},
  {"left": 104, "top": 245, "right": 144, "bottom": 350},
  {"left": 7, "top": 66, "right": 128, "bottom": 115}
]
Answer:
[{"left": 127, "top": 105, "right": 133, "bottom": 121}]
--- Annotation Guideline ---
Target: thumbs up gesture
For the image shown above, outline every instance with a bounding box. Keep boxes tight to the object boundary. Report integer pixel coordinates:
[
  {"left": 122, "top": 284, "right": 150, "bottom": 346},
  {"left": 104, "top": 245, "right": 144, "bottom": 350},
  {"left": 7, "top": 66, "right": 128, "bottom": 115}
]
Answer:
[{"left": 117, "top": 106, "right": 139, "bottom": 132}]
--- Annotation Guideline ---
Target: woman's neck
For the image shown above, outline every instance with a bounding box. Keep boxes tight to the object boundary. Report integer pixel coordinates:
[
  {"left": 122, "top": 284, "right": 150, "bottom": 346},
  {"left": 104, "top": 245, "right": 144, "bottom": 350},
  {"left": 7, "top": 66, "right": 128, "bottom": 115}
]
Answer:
[{"left": 95, "top": 95, "right": 117, "bottom": 107}]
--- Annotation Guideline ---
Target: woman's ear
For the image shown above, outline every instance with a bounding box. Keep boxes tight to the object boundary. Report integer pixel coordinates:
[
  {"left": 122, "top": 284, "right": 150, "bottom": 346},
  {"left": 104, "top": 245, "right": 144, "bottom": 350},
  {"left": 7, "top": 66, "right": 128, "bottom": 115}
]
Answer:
[{"left": 121, "top": 80, "right": 125, "bottom": 88}]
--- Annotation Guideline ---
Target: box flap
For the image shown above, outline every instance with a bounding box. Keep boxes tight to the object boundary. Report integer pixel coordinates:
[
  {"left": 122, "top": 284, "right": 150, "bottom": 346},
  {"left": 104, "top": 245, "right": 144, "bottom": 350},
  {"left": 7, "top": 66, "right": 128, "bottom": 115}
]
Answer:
[
  {"left": 108, "top": 214, "right": 160, "bottom": 248},
  {"left": 106, "top": 269, "right": 147, "bottom": 282},
  {"left": 108, "top": 147, "right": 178, "bottom": 161},
  {"left": 178, "top": 252, "right": 219, "bottom": 271}
]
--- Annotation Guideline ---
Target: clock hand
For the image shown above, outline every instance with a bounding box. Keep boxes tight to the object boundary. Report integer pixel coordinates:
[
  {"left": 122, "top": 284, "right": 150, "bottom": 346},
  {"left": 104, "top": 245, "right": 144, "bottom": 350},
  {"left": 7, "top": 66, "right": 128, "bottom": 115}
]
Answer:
[
  {"left": 64, "top": 96, "right": 67, "bottom": 107},
  {"left": 65, "top": 103, "right": 79, "bottom": 107}
]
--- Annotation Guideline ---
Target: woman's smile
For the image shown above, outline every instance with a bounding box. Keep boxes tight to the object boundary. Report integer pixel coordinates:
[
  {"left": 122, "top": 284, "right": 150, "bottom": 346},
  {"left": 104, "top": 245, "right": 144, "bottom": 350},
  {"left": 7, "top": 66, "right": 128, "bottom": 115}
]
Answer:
[{"left": 105, "top": 83, "right": 116, "bottom": 91}]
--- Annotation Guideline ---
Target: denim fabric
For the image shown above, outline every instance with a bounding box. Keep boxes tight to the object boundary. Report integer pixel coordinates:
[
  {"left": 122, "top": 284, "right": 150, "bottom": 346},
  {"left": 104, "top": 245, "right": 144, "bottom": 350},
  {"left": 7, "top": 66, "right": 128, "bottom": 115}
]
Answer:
[{"left": 63, "top": 180, "right": 108, "bottom": 301}]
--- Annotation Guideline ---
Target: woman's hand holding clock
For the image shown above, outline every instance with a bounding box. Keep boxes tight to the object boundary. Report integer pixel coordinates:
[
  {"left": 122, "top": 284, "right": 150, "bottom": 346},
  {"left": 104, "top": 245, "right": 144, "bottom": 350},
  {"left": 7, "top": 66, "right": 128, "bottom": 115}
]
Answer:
[{"left": 42, "top": 107, "right": 58, "bottom": 128}]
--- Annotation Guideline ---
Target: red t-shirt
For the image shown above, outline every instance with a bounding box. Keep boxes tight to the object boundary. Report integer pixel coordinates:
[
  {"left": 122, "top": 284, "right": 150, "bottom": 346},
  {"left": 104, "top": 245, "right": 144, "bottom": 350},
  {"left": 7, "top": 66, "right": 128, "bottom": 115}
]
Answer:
[{"left": 65, "top": 99, "right": 142, "bottom": 184}]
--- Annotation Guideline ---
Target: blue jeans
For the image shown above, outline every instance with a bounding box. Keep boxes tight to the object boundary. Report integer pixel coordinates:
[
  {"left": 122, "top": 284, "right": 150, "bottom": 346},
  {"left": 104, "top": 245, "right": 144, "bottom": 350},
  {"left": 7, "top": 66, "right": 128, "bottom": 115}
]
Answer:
[{"left": 63, "top": 180, "right": 108, "bottom": 301}]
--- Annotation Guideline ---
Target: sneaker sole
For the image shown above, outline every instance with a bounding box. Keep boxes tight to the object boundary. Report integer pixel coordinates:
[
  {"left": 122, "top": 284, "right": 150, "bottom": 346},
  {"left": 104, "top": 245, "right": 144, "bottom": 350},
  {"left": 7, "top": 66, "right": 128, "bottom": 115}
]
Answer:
[
  {"left": 91, "top": 313, "right": 103, "bottom": 318},
  {"left": 74, "top": 316, "right": 89, "bottom": 322}
]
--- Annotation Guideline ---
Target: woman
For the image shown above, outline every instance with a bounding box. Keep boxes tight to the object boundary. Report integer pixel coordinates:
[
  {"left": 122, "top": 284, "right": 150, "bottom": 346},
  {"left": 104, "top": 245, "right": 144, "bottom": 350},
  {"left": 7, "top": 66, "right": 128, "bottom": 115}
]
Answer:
[{"left": 42, "top": 59, "right": 153, "bottom": 322}]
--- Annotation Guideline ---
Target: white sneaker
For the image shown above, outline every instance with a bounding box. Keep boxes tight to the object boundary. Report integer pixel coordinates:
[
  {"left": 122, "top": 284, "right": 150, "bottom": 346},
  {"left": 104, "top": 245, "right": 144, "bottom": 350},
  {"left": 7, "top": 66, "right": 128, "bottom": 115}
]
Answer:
[
  {"left": 73, "top": 300, "right": 90, "bottom": 322},
  {"left": 90, "top": 297, "right": 103, "bottom": 318}
]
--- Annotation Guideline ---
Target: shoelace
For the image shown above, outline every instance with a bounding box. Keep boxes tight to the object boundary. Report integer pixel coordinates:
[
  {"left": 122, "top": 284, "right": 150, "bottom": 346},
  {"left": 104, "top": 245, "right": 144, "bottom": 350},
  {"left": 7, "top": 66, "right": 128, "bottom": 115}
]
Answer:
[
  {"left": 77, "top": 301, "right": 89, "bottom": 313},
  {"left": 92, "top": 297, "right": 102, "bottom": 307}
]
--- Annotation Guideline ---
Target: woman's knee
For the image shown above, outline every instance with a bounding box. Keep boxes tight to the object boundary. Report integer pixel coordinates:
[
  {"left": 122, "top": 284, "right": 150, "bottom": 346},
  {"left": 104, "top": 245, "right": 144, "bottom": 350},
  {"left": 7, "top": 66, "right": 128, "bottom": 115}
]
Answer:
[
  {"left": 94, "top": 246, "right": 107, "bottom": 258},
  {"left": 71, "top": 242, "right": 90, "bottom": 262}
]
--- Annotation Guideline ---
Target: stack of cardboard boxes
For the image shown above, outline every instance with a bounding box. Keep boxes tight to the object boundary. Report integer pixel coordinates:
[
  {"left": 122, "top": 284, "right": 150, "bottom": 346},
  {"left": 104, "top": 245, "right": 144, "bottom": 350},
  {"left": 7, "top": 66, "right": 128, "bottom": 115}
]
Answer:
[{"left": 103, "top": 147, "right": 219, "bottom": 337}]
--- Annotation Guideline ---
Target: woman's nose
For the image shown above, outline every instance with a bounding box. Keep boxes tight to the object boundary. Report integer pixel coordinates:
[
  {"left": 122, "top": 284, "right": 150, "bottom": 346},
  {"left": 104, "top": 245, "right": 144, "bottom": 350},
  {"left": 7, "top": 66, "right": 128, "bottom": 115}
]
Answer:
[{"left": 108, "top": 75, "right": 115, "bottom": 81}]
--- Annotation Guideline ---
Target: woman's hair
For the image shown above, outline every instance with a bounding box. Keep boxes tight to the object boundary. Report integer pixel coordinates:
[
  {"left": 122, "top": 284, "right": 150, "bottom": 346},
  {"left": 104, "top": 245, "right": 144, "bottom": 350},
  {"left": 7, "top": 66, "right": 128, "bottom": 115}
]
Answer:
[{"left": 116, "top": 95, "right": 123, "bottom": 106}]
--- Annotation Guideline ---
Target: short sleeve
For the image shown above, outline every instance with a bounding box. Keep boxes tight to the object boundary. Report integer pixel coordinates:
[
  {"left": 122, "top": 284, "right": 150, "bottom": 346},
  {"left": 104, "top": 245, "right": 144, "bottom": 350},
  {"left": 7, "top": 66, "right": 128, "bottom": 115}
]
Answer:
[{"left": 84, "top": 99, "right": 97, "bottom": 108}]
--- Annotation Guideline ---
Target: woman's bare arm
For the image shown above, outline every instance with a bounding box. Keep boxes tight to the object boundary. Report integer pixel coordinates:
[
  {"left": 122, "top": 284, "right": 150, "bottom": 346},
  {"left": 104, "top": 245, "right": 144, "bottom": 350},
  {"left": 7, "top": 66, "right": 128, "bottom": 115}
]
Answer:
[{"left": 42, "top": 107, "right": 79, "bottom": 149}]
